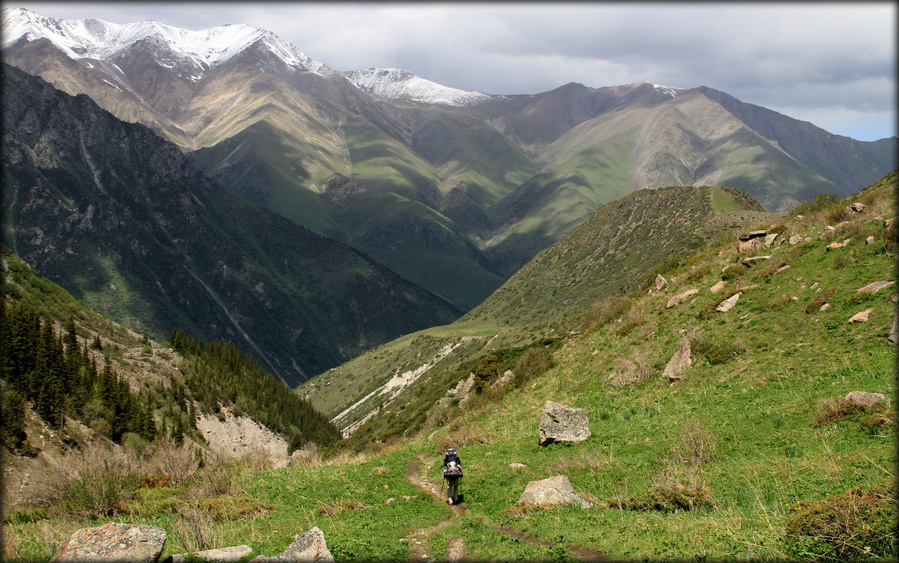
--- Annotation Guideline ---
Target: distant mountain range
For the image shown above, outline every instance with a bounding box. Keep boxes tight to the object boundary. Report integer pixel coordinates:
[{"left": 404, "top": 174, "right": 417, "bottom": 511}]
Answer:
[
  {"left": 2, "top": 63, "right": 460, "bottom": 386},
  {"left": 2, "top": 7, "right": 896, "bottom": 343}
]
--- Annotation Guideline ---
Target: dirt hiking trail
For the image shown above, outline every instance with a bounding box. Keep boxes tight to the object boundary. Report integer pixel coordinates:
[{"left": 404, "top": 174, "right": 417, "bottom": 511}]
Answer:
[{"left": 404, "top": 452, "right": 606, "bottom": 562}]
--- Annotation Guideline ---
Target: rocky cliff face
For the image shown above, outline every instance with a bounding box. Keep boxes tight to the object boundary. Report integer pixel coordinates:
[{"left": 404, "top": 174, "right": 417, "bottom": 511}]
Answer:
[{"left": 2, "top": 64, "right": 461, "bottom": 386}]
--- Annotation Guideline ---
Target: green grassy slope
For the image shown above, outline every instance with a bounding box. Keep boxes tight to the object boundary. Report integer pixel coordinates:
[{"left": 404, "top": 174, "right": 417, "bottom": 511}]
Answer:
[{"left": 6, "top": 175, "right": 895, "bottom": 563}]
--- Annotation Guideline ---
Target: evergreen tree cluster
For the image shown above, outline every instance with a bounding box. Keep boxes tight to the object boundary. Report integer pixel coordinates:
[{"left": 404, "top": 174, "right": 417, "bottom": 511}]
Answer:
[
  {"left": 170, "top": 329, "right": 340, "bottom": 452},
  {"left": 1, "top": 301, "right": 156, "bottom": 451}
]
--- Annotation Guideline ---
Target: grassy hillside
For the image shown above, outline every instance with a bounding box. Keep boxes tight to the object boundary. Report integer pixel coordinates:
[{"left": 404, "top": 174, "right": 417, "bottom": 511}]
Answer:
[{"left": 7, "top": 174, "right": 894, "bottom": 562}]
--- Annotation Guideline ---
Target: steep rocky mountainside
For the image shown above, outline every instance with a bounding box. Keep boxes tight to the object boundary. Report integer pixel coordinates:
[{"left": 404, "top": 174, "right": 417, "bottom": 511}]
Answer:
[
  {"left": 2, "top": 64, "right": 460, "bottom": 387},
  {"left": 4, "top": 9, "right": 896, "bottom": 310}
]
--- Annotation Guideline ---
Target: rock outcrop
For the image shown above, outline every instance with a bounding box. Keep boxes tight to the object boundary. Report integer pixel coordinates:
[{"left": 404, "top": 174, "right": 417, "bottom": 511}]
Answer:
[
  {"left": 517, "top": 475, "right": 592, "bottom": 509},
  {"left": 538, "top": 401, "right": 591, "bottom": 446},
  {"left": 50, "top": 522, "right": 166, "bottom": 563},
  {"left": 250, "top": 527, "right": 333, "bottom": 562}
]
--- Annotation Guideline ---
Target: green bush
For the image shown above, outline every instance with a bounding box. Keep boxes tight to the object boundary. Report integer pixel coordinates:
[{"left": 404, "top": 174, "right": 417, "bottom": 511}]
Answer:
[
  {"left": 608, "top": 486, "right": 712, "bottom": 512},
  {"left": 783, "top": 479, "right": 898, "bottom": 560},
  {"left": 691, "top": 334, "right": 744, "bottom": 365}
]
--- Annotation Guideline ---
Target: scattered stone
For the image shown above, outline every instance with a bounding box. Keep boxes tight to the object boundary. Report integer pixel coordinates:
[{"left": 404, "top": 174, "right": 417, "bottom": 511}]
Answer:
[
  {"left": 842, "top": 391, "right": 891, "bottom": 408},
  {"left": 385, "top": 497, "right": 395, "bottom": 504},
  {"left": 716, "top": 292, "right": 742, "bottom": 313},
  {"left": 655, "top": 274, "right": 669, "bottom": 292},
  {"left": 847, "top": 309, "right": 874, "bottom": 323},
  {"left": 169, "top": 546, "right": 253, "bottom": 563},
  {"left": 509, "top": 463, "right": 527, "bottom": 471},
  {"left": 810, "top": 282, "right": 820, "bottom": 290},
  {"left": 856, "top": 280, "right": 895, "bottom": 294},
  {"left": 889, "top": 314, "right": 898, "bottom": 345},
  {"left": 764, "top": 233, "right": 779, "bottom": 247},
  {"left": 886, "top": 218, "right": 896, "bottom": 229},
  {"left": 866, "top": 235, "right": 876, "bottom": 245},
  {"left": 819, "top": 303, "right": 831, "bottom": 312},
  {"left": 666, "top": 288, "right": 699, "bottom": 309},
  {"left": 250, "top": 527, "right": 333, "bottom": 562},
  {"left": 826, "top": 241, "right": 844, "bottom": 251},
  {"left": 710, "top": 280, "right": 727, "bottom": 294},
  {"left": 517, "top": 475, "right": 592, "bottom": 509},
  {"left": 538, "top": 401, "right": 591, "bottom": 446},
  {"left": 795, "top": 215, "right": 805, "bottom": 221},
  {"left": 741, "top": 256, "right": 771, "bottom": 267},
  {"left": 822, "top": 225, "right": 838, "bottom": 239},
  {"left": 850, "top": 202, "right": 867, "bottom": 213},
  {"left": 663, "top": 340, "right": 692, "bottom": 383},
  {"left": 50, "top": 522, "right": 166, "bottom": 563},
  {"left": 789, "top": 234, "right": 804, "bottom": 245},
  {"left": 775, "top": 264, "right": 791, "bottom": 275}
]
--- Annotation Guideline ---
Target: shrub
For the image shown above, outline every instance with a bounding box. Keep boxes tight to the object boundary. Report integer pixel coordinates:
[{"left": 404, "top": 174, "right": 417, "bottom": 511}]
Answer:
[
  {"left": 513, "top": 346, "right": 553, "bottom": 387},
  {"left": 62, "top": 443, "right": 141, "bottom": 518},
  {"left": 608, "top": 486, "right": 712, "bottom": 512},
  {"left": 690, "top": 334, "right": 744, "bottom": 365},
  {"left": 805, "top": 288, "right": 837, "bottom": 314},
  {"left": 720, "top": 264, "right": 747, "bottom": 282},
  {"left": 143, "top": 437, "right": 202, "bottom": 485},
  {"left": 790, "top": 193, "right": 840, "bottom": 216},
  {"left": 609, "top": 349, "right": 654, "bottom": 388},
  {"left": 580, "top": 297, "right": 634, "bottom": 333},
  {"left": 783, "top": 479, "right": 898, "bottom": 560},
  {"left": 669, "top": 420, "right": 717, "bottom": 465}
]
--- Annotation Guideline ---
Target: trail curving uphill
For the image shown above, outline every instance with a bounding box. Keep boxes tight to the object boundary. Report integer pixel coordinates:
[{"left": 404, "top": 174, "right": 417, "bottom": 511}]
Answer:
[{"left": 404, "top": 452, "right": 606, "bottom": 562}]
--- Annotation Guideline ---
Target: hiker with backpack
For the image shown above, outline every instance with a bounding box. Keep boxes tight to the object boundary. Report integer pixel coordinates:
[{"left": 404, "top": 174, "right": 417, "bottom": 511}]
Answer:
[{"left": 443, "top": 448, "right": 463, "bottom": 505}]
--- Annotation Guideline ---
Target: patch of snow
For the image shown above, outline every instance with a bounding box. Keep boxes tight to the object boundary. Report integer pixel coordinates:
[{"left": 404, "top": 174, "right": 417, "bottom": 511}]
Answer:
[
  {"left": 653, "top": 83, "right": 682, "bottom": 97},
  {"left": 342, "top": 67, "right": 495, "bottom": 106},
  {"left": 2, "top": 7, "right": 334, "bottom": 79}
]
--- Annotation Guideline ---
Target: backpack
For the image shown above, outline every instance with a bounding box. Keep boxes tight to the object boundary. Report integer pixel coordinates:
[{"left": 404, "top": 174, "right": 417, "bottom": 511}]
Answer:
[{"left": 444, "top": 460, "right": 463, "bottom": 478}]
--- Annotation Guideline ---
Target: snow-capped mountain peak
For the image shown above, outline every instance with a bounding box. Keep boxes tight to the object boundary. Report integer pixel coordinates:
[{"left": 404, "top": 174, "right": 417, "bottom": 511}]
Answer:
[
  {"left": 342, "top": 67, "right": 496, "bottom": 107},
  {"left": 1, "top": 7, "right": 332, "bottom": 77}
]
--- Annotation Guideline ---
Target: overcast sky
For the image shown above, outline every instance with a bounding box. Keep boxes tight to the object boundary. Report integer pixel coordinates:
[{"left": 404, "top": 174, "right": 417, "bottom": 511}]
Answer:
[{"left": 8, "top": 2, "right": 897, "bottom": 142}]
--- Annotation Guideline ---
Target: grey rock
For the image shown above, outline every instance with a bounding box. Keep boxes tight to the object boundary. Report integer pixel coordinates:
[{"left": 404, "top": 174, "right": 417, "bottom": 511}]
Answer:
[
  {"left": 856, "top": 280, "right": 895, "bottom": 294},
  {"left": 663, "top": 340, "right": 692, "bottom": 382},
  {"left": 842, "top": 391, "right": 891, "bottom": 408},
  {"left": 848, "top": 308, "right": 874, "bottom": 323},
  {"left": 50, "top": 522, "right": 166, "bottom": 563},
  {"left": 666, "top": 289, "right": 699, "bottom": 309},
  {"left": 517, "top": 475, "right": 592, "bottom": 509},
  {"left": 716, "top": 292, "right": 742, "bottom": 313},
  {"left": 538, "top": 401, "right": 591, "bottom": 446},
  {"left": 655, "top": 274, "right": 669, "bottom": 292},
  {"left": 250, "top": 527, "right": 333, "bottom": 562},
  {"left": 850, "top": 202, "right": 867, "bottom": 213},
  {"left": 710, "top": 280, "right": 727, "bottom": 294},
  {"left": 741, "top": 256, "right": 771, "bottom": 267},
  {"left": 889, "top": 314, "right": 898, "bottom": 345}
]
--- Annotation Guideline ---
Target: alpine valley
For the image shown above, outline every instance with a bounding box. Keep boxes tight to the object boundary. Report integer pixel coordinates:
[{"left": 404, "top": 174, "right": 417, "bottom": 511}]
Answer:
[{"left": 1, "top": 8, "right": 897, "bottom": 562}]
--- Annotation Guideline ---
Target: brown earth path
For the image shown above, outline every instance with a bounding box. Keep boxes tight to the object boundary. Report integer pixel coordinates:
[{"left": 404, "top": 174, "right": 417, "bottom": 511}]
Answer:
[{"left": 404, "top": 452, "right": 607, "bottom": 562}]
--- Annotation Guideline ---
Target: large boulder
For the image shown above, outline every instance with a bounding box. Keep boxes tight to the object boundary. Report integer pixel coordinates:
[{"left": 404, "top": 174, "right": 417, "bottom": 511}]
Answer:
[
  {"left": 538, "top": 401, "right": 590, "bottom": 446},
  {"left": 517, "top": 475, "right": 592, "bottom": 509},
  {"left": 50, "top": 522, "right": 166, "bottom": 563},
  {"left": 250, "top": 527, "right": 333, "bottom": 562},
  {"left": 889, "top": 313, "right": 899, "bottom": 345}
]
